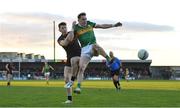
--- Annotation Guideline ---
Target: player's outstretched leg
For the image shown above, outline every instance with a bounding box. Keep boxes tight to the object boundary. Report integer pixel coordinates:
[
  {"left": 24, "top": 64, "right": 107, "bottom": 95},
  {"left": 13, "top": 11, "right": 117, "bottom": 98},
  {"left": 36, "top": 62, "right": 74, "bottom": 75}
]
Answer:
[{"left": 93, "top": 44, "right": 111, "bottom": 62}]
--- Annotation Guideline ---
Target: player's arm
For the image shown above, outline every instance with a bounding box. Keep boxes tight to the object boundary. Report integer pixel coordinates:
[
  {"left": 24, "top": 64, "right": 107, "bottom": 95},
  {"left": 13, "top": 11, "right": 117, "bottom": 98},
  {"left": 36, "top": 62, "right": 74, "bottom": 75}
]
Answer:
[
  {"left": 94, "top": 22, "right": 122, "bottom": 29},
  {"left": 42, "top": 67, "right": 44, "bottom": 73},
  {"left": 12, "top": 65, "right": 15, "bottom": 70},
  {"left": 58, "top": 32, "right": 74, "bottom": 46},
  {"left": 49, "top": 65, "right": 54, "bottom": 71},
  {"left": 5, "top": 64, "right": 9, "bottom": 72},
  {"left": 106, "top": 61, "right": 110, "bottom": 67},
  {"left": 58, "top": 21, "right": 77, "bottom": 46}
]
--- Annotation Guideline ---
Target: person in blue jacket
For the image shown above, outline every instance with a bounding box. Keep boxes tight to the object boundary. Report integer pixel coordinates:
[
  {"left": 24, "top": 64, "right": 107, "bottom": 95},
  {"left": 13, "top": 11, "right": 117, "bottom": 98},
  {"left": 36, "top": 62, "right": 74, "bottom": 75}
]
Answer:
[{"left": 106, "top": 51, "right": 121, "bottom": 91}]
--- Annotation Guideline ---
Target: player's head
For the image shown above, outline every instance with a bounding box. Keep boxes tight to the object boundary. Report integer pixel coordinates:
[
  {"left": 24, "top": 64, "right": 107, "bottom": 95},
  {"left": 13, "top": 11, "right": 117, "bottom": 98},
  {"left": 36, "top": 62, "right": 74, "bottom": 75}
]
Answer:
[
  {"left": 78, "top": 12, "right": 87, "bottom": 26},
  {"left": 58, "top": 22, "right": 67, "bottom": 34},
  {"left": 9, "top": 62, "right": 13, "bottom": 66},
  {"left": 109, "top": 51, "right": 114, "bottom": 58}
]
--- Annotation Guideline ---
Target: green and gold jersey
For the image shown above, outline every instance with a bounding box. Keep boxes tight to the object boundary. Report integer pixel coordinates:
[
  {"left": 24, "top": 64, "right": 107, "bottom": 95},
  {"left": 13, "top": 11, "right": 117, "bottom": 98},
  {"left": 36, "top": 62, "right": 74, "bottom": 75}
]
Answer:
[
  {"left": 44, "top": 64, "right": 50, "bottom": 73},
  {"left": 74, "top": 21, "right": 96, "bottom": 47}
]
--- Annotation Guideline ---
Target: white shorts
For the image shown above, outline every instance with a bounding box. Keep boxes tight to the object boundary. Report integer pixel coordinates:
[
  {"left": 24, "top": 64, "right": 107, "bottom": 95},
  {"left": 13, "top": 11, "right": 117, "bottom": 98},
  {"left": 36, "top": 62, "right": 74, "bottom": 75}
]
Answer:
[
  {"left": 7, "top": 74, "right": 12, "bottom": 82},
  {"left": 81, "top": 44, "right": 94, "bottom": 58},
  {"left": 44, "top": 72, "right": 50, "bottom": 77}
]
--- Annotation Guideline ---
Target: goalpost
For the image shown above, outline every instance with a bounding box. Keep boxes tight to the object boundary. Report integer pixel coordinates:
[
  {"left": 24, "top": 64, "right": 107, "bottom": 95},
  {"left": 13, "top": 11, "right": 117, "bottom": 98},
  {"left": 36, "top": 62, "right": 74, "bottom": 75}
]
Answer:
[{"left": 0, "top": 71, "right": 6, "bottom": 80}]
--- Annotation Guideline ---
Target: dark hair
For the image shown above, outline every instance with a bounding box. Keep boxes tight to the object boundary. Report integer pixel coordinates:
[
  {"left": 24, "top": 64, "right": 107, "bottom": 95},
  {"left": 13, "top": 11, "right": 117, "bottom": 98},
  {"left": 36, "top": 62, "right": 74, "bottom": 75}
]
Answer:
[
  {"left": 58, "top": 22, "right": 66, "bottom": 28},
  {"left": 78, "top": 12, "right": 86, "bottom": 19}
]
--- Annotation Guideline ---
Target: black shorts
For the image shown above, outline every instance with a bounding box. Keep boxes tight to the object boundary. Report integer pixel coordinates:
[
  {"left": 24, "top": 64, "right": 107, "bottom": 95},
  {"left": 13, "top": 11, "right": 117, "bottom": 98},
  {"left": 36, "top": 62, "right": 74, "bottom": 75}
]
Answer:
[
  {"left": 111, "top": 69, "right": 120, "bottom": 77},
  {"left": 65, "top": 56, "right": 80, "bottom": 67},
  {"left": 7, "top": 71, "right": 13, "bottom": 75}
]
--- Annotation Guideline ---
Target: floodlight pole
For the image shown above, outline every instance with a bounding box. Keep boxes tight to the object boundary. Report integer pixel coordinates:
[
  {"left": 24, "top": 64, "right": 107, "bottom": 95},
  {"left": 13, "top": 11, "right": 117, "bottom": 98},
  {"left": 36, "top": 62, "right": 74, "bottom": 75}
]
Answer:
[
  {"left": 53, "top": 21, "right": 56, "bottom": 62},
  {"left": 18, "top": 54, "right": 21, "bottom": 80}
]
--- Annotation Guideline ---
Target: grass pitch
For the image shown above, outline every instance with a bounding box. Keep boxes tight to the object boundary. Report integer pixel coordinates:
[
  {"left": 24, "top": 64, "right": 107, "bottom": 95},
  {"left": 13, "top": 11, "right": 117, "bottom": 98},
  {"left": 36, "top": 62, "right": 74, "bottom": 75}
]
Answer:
[{"left": 0, "top": 80, "right": 180, "bottom": 107}]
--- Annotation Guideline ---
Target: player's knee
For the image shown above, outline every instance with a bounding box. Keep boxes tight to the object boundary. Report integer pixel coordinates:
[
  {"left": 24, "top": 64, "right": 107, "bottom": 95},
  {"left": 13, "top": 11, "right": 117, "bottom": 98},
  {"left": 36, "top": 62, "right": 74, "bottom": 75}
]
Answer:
[
  {"left": 114, "top": 76, "right": 119, "bottom": 80},
  {"left": 92, "top": 44, "right": 98, "bottom": 51},
  {"left": 79, "top": 65, "right": 86, "bottom": 74},
  {"left": 93, "top": 50, "right": 99, "bottom": 56}
]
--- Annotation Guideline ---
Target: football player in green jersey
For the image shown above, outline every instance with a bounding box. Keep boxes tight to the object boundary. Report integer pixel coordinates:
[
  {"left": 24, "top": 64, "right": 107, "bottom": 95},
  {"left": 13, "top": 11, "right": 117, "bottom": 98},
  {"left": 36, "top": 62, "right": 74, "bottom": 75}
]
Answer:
[
  {"left": 42, "top": 62, "right": 54, "bottom": 85},
  {"left": 66, "top": 12, "right": 122, "bottom": 93}
]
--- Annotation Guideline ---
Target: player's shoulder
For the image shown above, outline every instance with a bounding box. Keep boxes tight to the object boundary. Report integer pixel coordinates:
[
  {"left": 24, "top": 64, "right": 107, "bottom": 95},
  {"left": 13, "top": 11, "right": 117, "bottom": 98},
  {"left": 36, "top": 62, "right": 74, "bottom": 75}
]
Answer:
[
  {"left": 87, "top": 20, "right": 94, "bottom": 23},
  {"left": 74, "top": 24, "right": 80, "bottom": 30},
  {"left": 87, "top": 20, "right": 96, "bottom": 27},
  {"left": 114, "top": 57, "right": 120, "bottom": 61},
  {"left": 57, "top": 34, "right": 66, "bottom": 41},
  {"left": 87, "top": 20, "right": 96, "bottom": 24},
  {"left": 6, "top": 63, "right": 10, "bottom": 67}
]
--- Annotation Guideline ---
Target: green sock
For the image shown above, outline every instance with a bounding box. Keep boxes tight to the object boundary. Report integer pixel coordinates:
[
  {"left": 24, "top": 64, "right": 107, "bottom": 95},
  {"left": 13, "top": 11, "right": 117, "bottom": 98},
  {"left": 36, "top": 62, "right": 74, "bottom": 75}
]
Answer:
[
  {"left": 77, "top": 83, "right": 81, "bottom": 88},
  {"left": 105, "top": 55, "right": 110, "bottom": 62}
]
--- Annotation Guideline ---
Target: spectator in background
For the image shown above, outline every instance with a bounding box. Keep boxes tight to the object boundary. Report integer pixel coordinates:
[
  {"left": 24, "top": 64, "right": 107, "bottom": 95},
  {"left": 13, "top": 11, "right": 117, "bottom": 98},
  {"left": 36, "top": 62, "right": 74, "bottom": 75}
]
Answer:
[
  {"left": 125, "top": 68, "right": 129, "bottom": 82},
  {"left": 5, "top": 62, "right": 15, "bottom": 86}
]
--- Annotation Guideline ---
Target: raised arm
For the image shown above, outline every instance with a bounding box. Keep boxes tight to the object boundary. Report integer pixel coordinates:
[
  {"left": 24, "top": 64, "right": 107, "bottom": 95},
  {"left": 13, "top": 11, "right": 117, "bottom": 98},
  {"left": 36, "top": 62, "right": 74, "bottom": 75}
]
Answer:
[
  {"left": 42, "top": 67, "right": 44, "bottom": 73},
  {"left": 58, "top": 21, "right": 76, "bottom": 46},
  {"left": 57, "top": 32, "right": 74, "bottom": 46},
  {"left": 5, "top": 64, "right": 9, "bottom": 71},
  {"left": 94, "top": 22, "right": 122, "bottom": 29},
  {"left": 49, "top": 65, "right": 54, "bottom": 70}
]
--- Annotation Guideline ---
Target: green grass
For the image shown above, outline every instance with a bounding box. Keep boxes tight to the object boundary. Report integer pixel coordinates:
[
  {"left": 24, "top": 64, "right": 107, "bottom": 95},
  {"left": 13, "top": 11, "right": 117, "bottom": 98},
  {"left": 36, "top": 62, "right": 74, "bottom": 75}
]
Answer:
[{"left": 0, "top": 80, "right": 180, "bottom": 107}]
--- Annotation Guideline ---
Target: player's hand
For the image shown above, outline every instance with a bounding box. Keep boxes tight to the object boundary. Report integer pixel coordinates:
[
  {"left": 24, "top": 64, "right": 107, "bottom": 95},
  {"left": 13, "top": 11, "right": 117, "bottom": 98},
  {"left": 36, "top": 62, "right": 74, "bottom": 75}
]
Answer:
[
  {"left": 72, "top": 21, "right": 76, "bottom": 30},
  {"left": 114, "top": 22, "right": 122, "bottom": 27}
]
